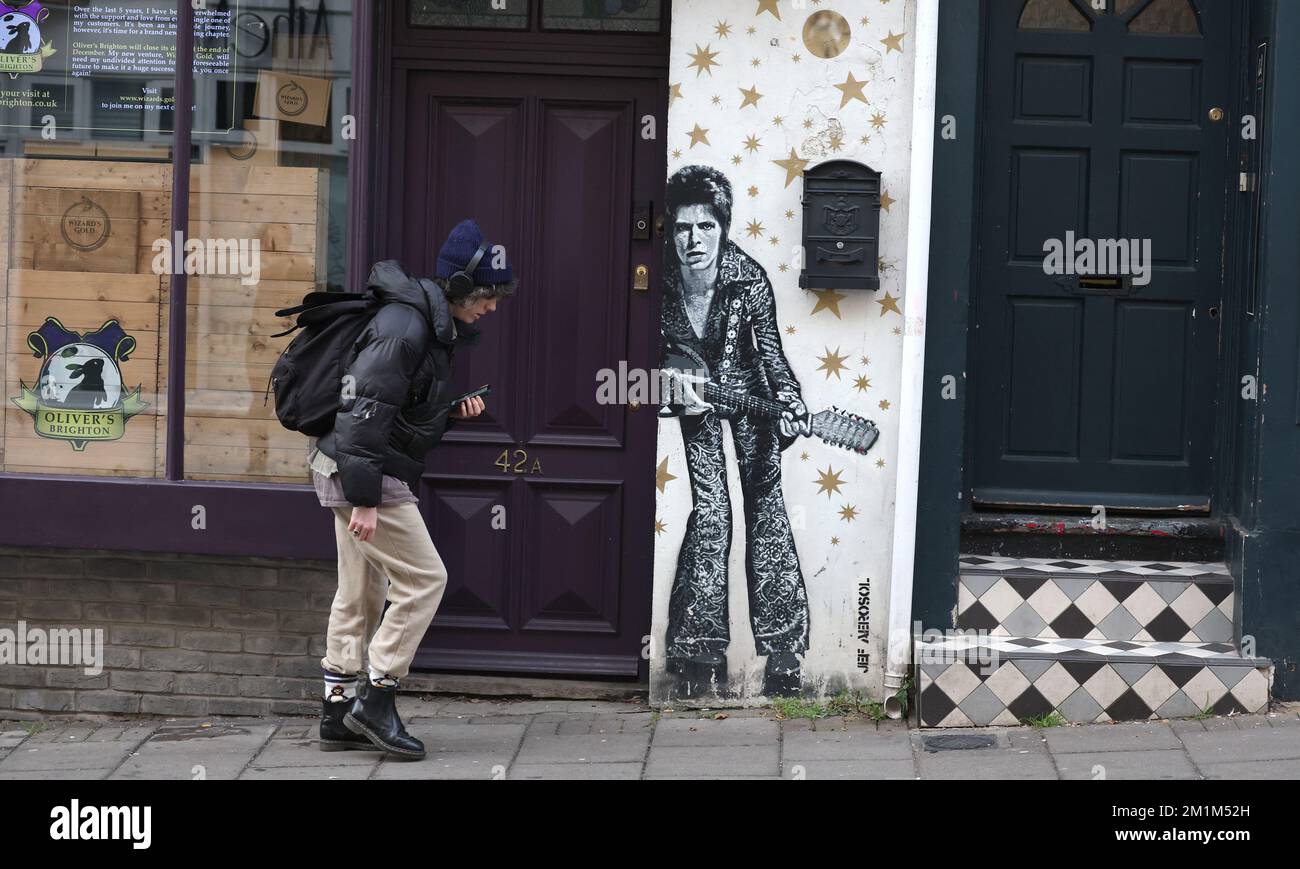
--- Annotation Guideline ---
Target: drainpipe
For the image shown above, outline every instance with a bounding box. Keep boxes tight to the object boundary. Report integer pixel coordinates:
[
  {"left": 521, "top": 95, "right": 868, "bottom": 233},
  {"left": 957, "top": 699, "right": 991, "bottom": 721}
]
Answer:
[{"left": 883, "top": 0, "right": 940, "bottom": 718}]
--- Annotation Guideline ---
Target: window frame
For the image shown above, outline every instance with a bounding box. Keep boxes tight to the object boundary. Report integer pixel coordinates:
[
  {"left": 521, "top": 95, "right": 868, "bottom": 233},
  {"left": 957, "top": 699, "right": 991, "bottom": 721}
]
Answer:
[{"left": 0, "top": 0, "right": 378, "bottom": 559}]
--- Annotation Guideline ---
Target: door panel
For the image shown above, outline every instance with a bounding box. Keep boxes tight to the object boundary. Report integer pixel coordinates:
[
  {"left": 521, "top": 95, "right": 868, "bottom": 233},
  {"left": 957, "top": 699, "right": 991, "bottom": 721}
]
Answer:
[
  {"left": 972, "top": 0, "right": 1234, "bottom": 511},
  {"left": 393, "top": 68, "right": 663, "bottom": 675}
]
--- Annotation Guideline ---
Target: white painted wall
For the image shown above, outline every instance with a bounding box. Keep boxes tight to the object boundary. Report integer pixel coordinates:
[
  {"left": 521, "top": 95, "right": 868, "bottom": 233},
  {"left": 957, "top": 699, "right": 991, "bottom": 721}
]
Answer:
[{"left": 651, "top": 0, "right": 921, "bottom": 705}]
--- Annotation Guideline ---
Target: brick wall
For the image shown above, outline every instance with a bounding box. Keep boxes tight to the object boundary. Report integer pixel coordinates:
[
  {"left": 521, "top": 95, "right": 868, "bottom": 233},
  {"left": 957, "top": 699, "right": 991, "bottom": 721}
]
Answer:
[{"left": 0, "top": 546, "right": 340, "bottom": 717}]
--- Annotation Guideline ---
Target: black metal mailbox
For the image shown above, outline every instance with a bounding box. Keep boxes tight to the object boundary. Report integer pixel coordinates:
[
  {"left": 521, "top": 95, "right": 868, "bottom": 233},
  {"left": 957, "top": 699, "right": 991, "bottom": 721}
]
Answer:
[{"left": 799, "top": 160, "right": 881, "bottom": 291}]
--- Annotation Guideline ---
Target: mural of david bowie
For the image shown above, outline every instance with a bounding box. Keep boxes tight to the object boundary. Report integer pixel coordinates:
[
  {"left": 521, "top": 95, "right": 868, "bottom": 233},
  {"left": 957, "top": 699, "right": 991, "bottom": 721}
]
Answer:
[{"left": 659, "top": 164, "right": 814, "bottom": 699}]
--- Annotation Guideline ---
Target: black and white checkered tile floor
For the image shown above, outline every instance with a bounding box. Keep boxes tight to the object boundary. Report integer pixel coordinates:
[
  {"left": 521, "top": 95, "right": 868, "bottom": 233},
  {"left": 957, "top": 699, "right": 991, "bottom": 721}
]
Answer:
[{"left": 917, "top": 556, "right": 1271, "bottom": 727}]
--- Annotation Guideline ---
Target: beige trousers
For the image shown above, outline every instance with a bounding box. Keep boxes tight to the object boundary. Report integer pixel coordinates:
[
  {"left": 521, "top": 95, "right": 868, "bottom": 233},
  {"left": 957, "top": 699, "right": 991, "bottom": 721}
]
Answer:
[{"left": 319, "top": 502, "right": 449, "bottom": 681}]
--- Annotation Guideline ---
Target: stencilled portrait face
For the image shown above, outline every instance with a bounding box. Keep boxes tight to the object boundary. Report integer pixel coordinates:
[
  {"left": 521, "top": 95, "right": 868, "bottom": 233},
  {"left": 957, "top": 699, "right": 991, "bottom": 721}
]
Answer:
[{"left": 673, "top": 204, "right": 723, "bottom": 272}]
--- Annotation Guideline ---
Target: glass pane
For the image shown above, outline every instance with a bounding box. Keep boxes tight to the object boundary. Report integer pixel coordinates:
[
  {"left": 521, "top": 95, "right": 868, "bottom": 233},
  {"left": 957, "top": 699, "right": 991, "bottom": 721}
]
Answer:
[
  {"left": 543, "top": 0, "right": 662, "bottom": 33},
  {"left": 1128, "top": 0, "right": 1200, "bottom": 34},
  {"left": 410, "top": 0, "right": 529, "bottom": 30},
  {"left": 1018, "top": 0, "right": 1092, "bottom": 31},
  {"left": 0, "top": 0, "right": 176, "bottom": 479},
  {"left": 183, "top": 0, "right": 354, "bottom": 484}
]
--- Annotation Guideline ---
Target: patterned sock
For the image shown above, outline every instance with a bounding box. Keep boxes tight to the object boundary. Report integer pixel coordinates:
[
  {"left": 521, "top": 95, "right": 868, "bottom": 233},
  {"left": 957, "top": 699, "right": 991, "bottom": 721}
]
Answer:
[
  {"left": 323, "top": 671, "right": 358, "bottom": 703},
  {"left": 368, "top": 667, "right": 398, "bottom": 688}
]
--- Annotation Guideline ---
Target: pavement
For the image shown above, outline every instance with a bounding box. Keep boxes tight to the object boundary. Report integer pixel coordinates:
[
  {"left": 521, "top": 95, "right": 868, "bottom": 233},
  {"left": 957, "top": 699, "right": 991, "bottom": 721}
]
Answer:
[{"left": 2, "top": 697, "right": 1299, "bottom": 780}]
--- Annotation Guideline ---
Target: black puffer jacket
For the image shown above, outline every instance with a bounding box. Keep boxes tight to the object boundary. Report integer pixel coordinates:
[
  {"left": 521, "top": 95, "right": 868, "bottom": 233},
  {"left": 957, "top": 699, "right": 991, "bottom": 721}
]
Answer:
[{"left": 315, "top": 260, "right": 478, "bottom": 507}]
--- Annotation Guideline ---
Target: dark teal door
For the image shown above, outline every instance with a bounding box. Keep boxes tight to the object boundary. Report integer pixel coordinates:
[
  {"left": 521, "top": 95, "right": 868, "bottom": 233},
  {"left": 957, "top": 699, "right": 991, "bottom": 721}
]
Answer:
[{"left": 971, "top": 0, "right": 1235, "bottom": 511}]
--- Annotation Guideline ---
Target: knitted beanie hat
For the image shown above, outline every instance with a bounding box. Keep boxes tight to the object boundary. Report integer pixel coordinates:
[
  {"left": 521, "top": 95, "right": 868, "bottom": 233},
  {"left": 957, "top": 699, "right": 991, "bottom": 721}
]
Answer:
[{"left": 435, "top": 220, "right": 513, "bottom": 296}]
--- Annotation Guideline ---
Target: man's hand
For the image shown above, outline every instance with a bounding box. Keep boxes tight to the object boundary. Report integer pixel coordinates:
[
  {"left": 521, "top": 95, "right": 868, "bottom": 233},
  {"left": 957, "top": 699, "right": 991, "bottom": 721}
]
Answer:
[
  {"left": 451, "top": 396, "right": 486, "bottom": 419},
  {"left": 349, "top": 506, "right": 378, "bottom": 543},
  {"left": 778, "top": 392, "right": 812, "bottom": 438}
]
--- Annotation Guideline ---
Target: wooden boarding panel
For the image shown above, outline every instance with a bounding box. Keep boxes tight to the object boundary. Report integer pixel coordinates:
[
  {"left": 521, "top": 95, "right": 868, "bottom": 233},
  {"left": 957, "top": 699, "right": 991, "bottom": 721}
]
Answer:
[{"left": 26, "top": 189, "right": 141, "bottom": 274}]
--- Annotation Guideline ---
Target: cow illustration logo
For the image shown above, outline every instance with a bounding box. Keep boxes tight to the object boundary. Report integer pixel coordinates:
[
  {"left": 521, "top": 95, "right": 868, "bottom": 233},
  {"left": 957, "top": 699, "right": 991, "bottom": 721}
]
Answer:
[
  {"left": 0, "top": 2, "right": 55, "bottom": 77},
  {"left": 276, "top": 79, "right": 309, "bottom": 117},
  {"left": 60, "top": 196, "right": 111, "bottom": 252},
  {"left": 10, "top": 318, "right": 149, "bottom": 451},
  {"left": 823, "top": 196, "right": 859, "bottom": 236}
]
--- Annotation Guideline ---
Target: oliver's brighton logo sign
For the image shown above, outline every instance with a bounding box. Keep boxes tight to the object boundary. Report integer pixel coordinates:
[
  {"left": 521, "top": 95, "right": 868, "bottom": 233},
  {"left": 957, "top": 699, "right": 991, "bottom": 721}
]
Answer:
[
  {"left": 10, "top": 318, "right": 149, "bottom": 451},
  {"left": 0, "top": 2, "right": 56, "bottom": 77}
]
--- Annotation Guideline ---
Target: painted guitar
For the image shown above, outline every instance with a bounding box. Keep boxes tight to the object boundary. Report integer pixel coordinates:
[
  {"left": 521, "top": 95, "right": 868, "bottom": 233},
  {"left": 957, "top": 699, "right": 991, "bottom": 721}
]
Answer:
[{"left": 661, "top": 342, "right": 879, "bottom": 456}]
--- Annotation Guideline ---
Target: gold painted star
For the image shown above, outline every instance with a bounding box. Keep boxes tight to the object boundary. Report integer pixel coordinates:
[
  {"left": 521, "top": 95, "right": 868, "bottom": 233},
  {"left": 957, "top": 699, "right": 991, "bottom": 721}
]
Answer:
[
  {"left": 747, "top": 185, "right": 759, "bottom": 197},
  {"left": 669, "top": 83, "right": 684, "bottom": 105},
  {"left": 750, "top": 57, "right": 762, "bottom": 68},
  {"left": 860, "top": 16, "right": 870, "bottom": 26},
  {"left": 671, "top": 148, "right": 682, "bottom": 159},
  {"left": 731, "top": 154, "right": 743, "bottom": 165},
  {"left": 768, "top": 235, "right": 781, "bottom": 246},
  {"left": 772, "top": 148, "right": 810, "bottom": 188},
  {"left": 785, "top": 325, "right": 797, "bottom": 335},
  {"left": 655, "top": 457, "right": 677, "bottom": 493},
  {"left": 880, "top": 30, "right": 906, "bottom": 54},
  {"left": 880, "top": 190, "right": 896, "bottom": 212},
  {"left": 876, "top": 458, "right": 886, "bottom": 469},
  {"left": 877, "top": 291, "right": 902, "bottom": 317},
  {"left": 879, "top": 399, "right": 891, "bottom": 411},
  {"left": 871, "top": 111, "right": 888, "bottom": 130},
  {"left": 810, "top": 287, "right": 847, "bottom": 318},
  {"left": 654, "top": 518, "right": 668, "bottom": 535},
  {"left": 714, "top": 19, "right": 732, "bottom": 38},
  {"left": 772, "top": 115, "right": 785, "bottom": 126},
  {"left": 688, "top": 43, "right": 720, "bottom": 77},
  {"left": 746, "top": 25, "right": 756, "bottom": 35},
  {"left": 817, "top": 346, "right": 850, "bottom": 380},
  {"left": 687, "top": 123, "right": 710, "bottom": 148},
  {"left": 834, "top": 71, "right": 869, "bottom": 109},
  {"left": 743, "top": 134, "right": 762, "bottom": 153},
  {"left": 778, "top": 263, "right": 789, "bottom": 272},
  {"left": 745, "top": 218, "right": 765, "bottom": 239},
  {"left": 839, "top": 504, "right": 859, "bottom": 523},
  {"left": 799, "top": 451, "right": 810, "bottom": 461},
  {"left": 711, "top": 94, "right": 722, "bottom": 105},
  {"left": 892, "top": 326, "right": 902, "bottom": 336},
  {"left": 829, "top": 135, "right": 845, "bottom": 152},
  {"left": 756, "top": 0, "right": 781, "bottom": 20},
  {"left": 853, "top": 375, "right": 872, "bottom": 393},
  {"left": 784, "top": 209, "right": 795, "bottom": 219},
  {"left": 860, "top": 355, "right": 871, "bottom": 365},
  {"left": 792, "top": 53, "right": 802, "bottom": 63},
  {"left": 814, "top": 465, "right": 846, "bottom": 498},
  {"left": 802, "top": 118, "right": 815, "bottom": 129},
  {"left": 739, "top": 84, "right": 763, "bottom": 109},
  {"left": 831, "top": 536, "right": 841, "bottom": 546}
]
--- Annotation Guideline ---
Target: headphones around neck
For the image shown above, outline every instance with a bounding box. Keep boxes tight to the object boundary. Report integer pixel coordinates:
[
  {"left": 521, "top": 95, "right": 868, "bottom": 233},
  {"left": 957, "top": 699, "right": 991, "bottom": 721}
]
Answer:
[{"left": 448, "top": 242, "right": 490, "bottom": 297}]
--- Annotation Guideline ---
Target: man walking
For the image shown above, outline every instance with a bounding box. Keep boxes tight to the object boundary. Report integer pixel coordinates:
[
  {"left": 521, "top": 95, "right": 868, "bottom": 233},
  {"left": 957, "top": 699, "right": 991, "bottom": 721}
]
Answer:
[{"left": 311, "top": 220, "right": 515, "bottom": 759}]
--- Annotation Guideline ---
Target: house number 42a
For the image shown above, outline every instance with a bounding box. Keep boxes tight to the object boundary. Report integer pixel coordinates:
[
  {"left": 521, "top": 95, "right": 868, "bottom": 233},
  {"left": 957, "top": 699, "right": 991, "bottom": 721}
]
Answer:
[{"left": 495, "top": 449, "right": 543, "bottom": 475}]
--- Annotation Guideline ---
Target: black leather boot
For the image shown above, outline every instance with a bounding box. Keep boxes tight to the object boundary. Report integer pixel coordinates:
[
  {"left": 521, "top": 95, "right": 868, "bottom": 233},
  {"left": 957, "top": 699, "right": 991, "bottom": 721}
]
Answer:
[
  {"left": 762, "top": 652, "right": 802, "bottom": 697},
  {"left": 677, "top": 652, "right": 727, "bottom": 700},
  {"left": 344, "top": 682, "right": 425, "bottom": 760},
  {"left": 319, "top": 695, "right": 381, "bottom": 752}
]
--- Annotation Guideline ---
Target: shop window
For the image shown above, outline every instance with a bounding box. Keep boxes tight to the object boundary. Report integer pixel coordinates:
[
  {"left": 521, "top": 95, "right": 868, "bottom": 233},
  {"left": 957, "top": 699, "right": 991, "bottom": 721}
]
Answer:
[
  {"left": 410, "top": 0, "right": 530, "bottom": 30},
  {"left": 0, "top": 1, "right": 176, "bottom": 478},
  {"left": 542, "top": 0, "right": 662, "bottom": 33},
  {"left": 0, "top": 1, "right": 353, "bottom": 486},
  {"left": 1127, "top": 0, "right": 1201, "bottom": 35},
  {"left": 1018, "top": 0, "right": 1092, "bottom": 31},
  {"left": 184, "top": 0, "right": 354, "bottom": 483}
]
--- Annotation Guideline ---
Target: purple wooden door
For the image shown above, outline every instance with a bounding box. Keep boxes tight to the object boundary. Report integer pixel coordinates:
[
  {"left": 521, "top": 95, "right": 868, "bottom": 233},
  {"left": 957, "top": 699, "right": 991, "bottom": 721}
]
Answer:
[{"left": 391, "top": 69, "right": 663, "bottom": 676}]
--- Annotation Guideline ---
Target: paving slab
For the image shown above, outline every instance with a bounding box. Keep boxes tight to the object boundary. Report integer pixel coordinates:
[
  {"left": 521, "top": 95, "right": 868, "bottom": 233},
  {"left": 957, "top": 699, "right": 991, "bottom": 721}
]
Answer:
[
  {"left": 784, "top": 726, "right": 912, "bottom": 762},
  {"left": 509, "top": 763, "right": 643, "bottom": 780},
  {"left": 515, "top": 733, "right": 649, "bottom": 764},
  {"left": 1179, "top": 727, "right": 1300, "bottom": 765},
  {"left": 783, "top": 759, "right": 916, "bottom": 780},
  {"left": 1053, "top": 749, "right": 1199, "bottom": 780},
  {"left": 1042, "top": 721, "right": 1181, "bottom": 754},
  {"left": 644, "top": 744, "right": 780, "bottom": 777},
  {"left": 652, "top": 716, "right": 779, "bottom": 746}
]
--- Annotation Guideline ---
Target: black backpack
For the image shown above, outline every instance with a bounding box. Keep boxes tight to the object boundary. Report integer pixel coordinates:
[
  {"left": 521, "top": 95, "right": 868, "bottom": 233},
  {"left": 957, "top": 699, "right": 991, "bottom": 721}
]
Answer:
[{"left": 264, "top": 291, "right": 422, "bottom": 436}]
